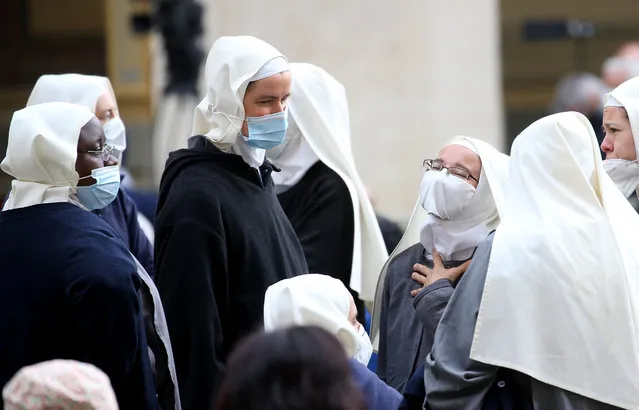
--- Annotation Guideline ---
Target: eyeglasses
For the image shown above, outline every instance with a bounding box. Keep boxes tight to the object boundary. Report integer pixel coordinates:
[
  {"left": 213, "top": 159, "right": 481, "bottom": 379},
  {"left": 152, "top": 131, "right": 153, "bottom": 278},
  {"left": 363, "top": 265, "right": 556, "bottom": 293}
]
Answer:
[
  {"left": 422, "top": 159, "right": 479, "bottom": 183},
  {"left": 79, "top": 145, "right": 115, "bottom": 161}
]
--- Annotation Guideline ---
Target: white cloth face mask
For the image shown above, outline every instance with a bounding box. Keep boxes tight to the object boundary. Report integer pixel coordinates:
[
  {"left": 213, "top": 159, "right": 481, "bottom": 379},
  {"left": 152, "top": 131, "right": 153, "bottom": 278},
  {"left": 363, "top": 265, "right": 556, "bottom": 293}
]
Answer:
[
  {"left": 103, "top": 117, "right": 127, "bottom": 160},
  {"left": 419, "top": 170, "right": 476, "bottom": 219},
  {"left": 353, "top": 325, "right": 373, "bottom": 366},
  {"left": 603, "top": 159, "right": 639, "bottom": 198}
]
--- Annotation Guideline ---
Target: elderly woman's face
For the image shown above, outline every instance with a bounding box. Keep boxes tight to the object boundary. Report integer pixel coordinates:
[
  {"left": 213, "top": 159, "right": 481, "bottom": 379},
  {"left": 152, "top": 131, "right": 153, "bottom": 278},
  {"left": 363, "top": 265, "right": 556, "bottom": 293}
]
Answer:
[
  {"left": 601, "top": 107, "right": 636, "bottom": 160},
  {"left": 241, "top": 71, "right": 292, "bottom": 137},
  {"left": 95, "top": 91, "right": 119, "bottom": 124},
  {"left": 436, "top": 145, "right": 482, "bottom": 189},
  {"left": 75, "top": 117, "right": 117, "bottom": 186}
]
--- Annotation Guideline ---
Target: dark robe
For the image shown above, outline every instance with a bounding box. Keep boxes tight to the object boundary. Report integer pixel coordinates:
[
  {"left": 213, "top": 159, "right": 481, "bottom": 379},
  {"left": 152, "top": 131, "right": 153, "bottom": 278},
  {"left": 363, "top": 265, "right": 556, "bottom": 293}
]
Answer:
[
  {"left": 154, "top": 136, "right": 309, "bottom": 410},
  {"left": 0, "top": 202, "right": 158, "bottom": 410},
  {"left": 276, "top": 161, "right": 366, "bottom": 323}
]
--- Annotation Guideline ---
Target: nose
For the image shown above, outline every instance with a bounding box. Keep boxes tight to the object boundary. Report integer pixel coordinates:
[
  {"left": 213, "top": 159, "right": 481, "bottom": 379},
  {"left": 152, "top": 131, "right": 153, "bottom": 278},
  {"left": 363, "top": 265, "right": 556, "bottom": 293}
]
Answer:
[
  {"left": 601, "top": 133, "right": 614, "bottom": 154},
  {"left": 273, "top": 100, "right": 287, "bottom": 114},
  {"left": 105, "top": 156, "right": 119, "bottom": 167}
]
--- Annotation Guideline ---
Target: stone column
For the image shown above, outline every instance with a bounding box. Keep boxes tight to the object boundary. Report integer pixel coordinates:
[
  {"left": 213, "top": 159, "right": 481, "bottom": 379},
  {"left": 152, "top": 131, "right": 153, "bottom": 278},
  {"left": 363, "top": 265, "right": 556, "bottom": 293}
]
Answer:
[{"left": 200, "top": 0, "right": 504, "bottom": 220}]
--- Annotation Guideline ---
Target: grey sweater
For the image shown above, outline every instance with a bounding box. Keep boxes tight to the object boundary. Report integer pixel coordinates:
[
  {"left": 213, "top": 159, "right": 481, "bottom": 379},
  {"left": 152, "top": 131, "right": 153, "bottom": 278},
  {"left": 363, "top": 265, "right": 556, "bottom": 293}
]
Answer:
[{"left": 376, "top": 243, "right": 463, "bottom": 392}]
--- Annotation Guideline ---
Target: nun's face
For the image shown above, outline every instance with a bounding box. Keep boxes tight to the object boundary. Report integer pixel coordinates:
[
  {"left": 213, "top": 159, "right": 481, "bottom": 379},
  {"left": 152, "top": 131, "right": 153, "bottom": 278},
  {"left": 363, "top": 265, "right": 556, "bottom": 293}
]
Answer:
[
  {"left": 75, "top": 117, "right": 118, "bottom": 186},
  {"left": 95, "top": 91, "right": 119, "bottom": 124},
  {"left": 601, "top": 107, "right": 636, "bottom": 160},
  {"left": 436, "top": 145, "right": 482, "bottom": 188},
  {"left": 241, "top": 71, "right": 292, "bottom": 137}
]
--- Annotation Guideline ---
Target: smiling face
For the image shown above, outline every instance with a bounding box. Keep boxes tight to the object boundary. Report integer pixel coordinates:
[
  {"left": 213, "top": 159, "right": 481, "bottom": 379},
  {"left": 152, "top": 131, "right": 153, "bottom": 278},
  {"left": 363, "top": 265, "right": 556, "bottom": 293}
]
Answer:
[
  {"left": 75, "top": 117, "right": 117, "bottom": 186},
  {"left": 241, "top": 71, "right": 292, "bottom": 137},
  {"left": 601, "top": 106, "right": 636, "bottom": 160}
]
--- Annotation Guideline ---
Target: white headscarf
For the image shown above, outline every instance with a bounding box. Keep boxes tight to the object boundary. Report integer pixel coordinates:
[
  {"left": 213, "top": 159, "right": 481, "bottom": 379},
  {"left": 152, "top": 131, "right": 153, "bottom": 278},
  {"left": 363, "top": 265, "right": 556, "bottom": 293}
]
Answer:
[
  {"left": 267, "top": 63, "right": 388, "bottom": 301},
  {"left": 26, "top": 74, "right": 125, "bottom": 153},
  {"left": 603, "top": 76, "right": 639, "bottom": 198},
  {"left": 264, "top": 274, "right": 361, "bottom": 359},
  {"left": 268, "top": 113, "right": 319, "bottom": 190},
  {"left": 370, "top": 136, "right": 508, "bottom": 350},
  {"left": 419, "top": 136, "right": 509, "bottom": 261},
  {"left": 1, "top": 102, "right": 94, "bottom": 211},
  {"left": 3, "top": 360, "right": 118, "bottom": 410},
  {"left": 191, "top": 36, "right": 289, "bottom": 168},
  {"left": 471, "top": 112, "right": 639, "bottom": 409}
]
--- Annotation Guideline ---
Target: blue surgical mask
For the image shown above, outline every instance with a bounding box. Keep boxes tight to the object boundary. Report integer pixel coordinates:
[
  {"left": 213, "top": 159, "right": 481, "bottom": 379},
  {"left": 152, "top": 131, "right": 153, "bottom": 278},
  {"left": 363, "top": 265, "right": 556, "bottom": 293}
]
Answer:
[
  {"left": 242, "top": 110, "right": 288, "bottom": 149},
  {"left": 76, "top": 165, "right": 121, "bottom": 210}
]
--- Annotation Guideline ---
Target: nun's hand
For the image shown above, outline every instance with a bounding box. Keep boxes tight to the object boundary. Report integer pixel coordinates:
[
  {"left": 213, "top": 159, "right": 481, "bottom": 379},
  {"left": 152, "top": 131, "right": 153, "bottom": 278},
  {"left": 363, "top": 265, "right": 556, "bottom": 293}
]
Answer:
[{"left": 410, "top": 249, "right": 472, "bottom": 297}]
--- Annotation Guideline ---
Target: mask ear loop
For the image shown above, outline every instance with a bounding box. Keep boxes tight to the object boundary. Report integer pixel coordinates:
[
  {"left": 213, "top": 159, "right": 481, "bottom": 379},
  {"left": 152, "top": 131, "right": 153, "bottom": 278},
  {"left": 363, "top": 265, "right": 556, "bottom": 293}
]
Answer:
[{"left": 207, "top": 104, "right": 245, "bottom": 138}]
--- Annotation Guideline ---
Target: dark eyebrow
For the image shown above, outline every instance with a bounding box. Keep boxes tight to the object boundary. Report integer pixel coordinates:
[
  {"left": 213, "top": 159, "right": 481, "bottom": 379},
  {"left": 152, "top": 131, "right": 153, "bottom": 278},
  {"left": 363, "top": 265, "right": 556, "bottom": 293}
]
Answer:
[{"left": 256, "top": 93, "right": 290, "bottom": 101}]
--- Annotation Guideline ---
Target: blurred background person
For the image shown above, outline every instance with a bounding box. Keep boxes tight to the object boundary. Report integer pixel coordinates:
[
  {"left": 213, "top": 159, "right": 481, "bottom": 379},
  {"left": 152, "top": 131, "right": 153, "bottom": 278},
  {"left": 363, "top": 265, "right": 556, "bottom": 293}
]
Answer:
[
  {"left": 548, "top": 72, "right": 608, "bottom": 157},
  {"left": 151, "top": 0, "right": 203, "bottom": 188},
  {"left": 602, "top": 41, "right": 639, "bottom": 90},
  {"left": 3, "top": 360, "right": 118, "bottom": 410},
  {"left": 215, "top": 326, "right": 366, "bottom": 410}
]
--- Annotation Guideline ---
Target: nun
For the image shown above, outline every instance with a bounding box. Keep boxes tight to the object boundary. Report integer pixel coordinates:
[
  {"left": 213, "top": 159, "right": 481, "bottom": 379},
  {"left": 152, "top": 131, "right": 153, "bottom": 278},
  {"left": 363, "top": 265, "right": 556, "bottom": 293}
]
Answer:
[
  {"left": 0, "top": 102, "right": 158, "bottom": 409},
  {"left": 600, "top": 76, "right": 639, "bottom": 211},
  {"left": 424, "top": 112, "right": 639, "bottom": 409},
  {"left": 266, "top": 63, "right": 388, "bottom": 318},
  {"left": 25, "top": 75, "right": 181, "bottom": 410},
  {"left": 25, "top": 73, "right": 155, "bottom": 269},
  {"left": 263, "top": 274, "right": 402, "bottom": 410},
  {"left": 154, "top": 35, "right": 308, "bottom": 409},
  {"left": 372, "top": 136, "right": 509, "bottom": 392}
]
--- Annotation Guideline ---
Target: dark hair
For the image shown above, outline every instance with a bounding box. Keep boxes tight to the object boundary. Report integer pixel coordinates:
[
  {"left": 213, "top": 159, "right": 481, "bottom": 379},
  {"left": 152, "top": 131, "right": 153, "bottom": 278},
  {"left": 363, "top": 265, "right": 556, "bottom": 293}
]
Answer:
[{"left": 214, "top": 326, "right": 365, "bottom": 410}]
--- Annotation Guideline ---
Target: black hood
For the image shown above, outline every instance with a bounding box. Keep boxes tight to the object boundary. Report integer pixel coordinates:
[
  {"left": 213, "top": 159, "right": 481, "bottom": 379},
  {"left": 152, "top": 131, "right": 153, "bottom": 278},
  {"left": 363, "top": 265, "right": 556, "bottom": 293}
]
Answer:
[{"left": 157, "top": 136, "right": 278, "bottom": 212}]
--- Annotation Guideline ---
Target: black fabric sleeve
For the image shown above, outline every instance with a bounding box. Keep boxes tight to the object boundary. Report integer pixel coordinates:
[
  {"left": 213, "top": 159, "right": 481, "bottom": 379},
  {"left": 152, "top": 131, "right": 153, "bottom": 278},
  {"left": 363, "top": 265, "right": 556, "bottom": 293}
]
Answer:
[
  {"left": 292, "top": 174, "right": 355, "bottom": 284},
  {"left": 154, "top": 220, "right": 228, "bottom": 410}
]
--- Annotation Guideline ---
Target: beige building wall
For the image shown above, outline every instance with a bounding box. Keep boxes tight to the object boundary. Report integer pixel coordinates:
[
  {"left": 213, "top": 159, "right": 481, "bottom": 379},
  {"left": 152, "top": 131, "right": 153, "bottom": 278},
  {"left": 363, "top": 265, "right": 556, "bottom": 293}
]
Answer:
[{"left": 200, "top": 0, "right": 505, "bottom": 221}]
